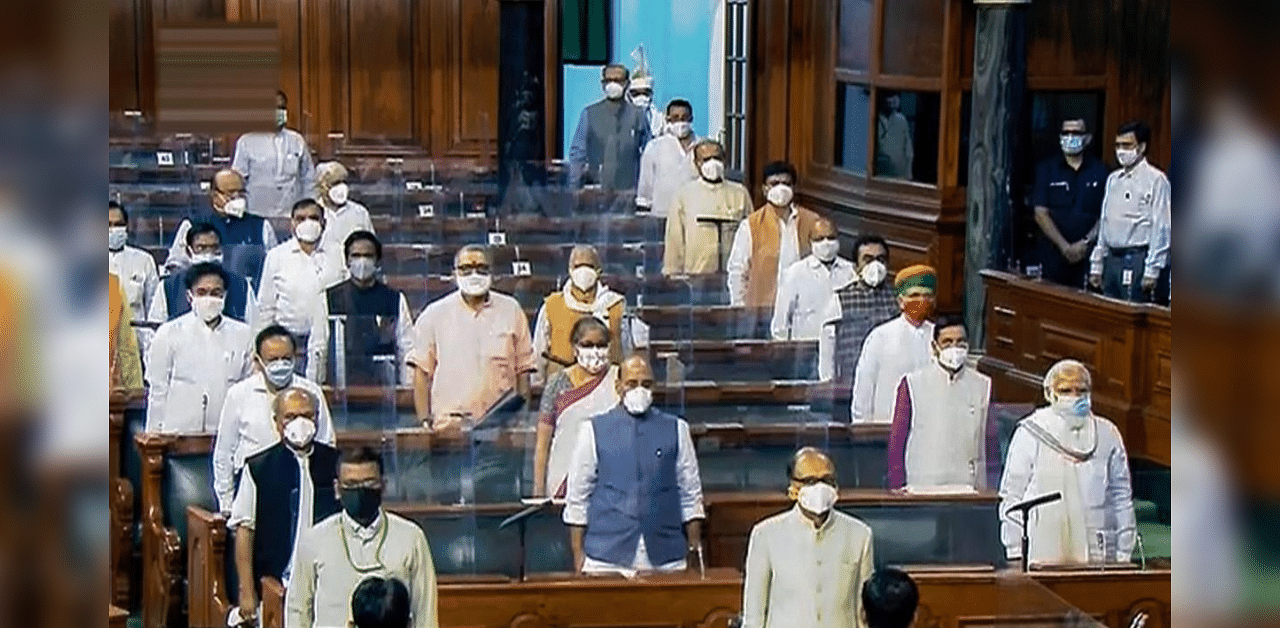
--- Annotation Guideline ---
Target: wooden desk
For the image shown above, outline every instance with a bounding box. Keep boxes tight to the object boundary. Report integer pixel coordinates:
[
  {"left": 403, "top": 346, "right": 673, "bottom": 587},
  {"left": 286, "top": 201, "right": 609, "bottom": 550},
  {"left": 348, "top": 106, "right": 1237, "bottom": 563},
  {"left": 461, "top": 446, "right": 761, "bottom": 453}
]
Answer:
[{"left": 979, "top": 270, "right": 1171, "bottom": 464}]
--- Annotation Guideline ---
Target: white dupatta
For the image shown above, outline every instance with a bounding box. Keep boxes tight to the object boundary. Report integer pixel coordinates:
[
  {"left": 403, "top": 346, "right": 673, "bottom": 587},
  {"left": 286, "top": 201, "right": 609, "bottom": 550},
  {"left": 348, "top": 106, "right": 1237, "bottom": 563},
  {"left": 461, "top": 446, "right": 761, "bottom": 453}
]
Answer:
[{"left": 545, "top": 366, "right": 620, "bottom": 497}]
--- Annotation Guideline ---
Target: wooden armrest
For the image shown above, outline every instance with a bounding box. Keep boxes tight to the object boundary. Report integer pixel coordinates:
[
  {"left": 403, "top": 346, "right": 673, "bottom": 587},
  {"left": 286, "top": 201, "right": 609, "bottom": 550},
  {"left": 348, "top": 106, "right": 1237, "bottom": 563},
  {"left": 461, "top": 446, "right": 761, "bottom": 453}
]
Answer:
[
  {"left": 261, "top": 576, "right": 286, "bottom": 628},
  {"left": 108, "top": 478, "right": 134, "bottom": 608},
  {"left": 187, "top": 506, "right": 229, "bottom": 628}
]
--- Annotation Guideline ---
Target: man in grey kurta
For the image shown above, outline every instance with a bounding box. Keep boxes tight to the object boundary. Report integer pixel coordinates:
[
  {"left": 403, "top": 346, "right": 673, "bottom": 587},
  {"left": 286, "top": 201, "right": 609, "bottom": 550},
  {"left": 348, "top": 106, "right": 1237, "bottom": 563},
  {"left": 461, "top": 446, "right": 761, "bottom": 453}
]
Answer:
[
  {"left": 232, "top": 90, "right": 316, "bottom": 218},
  {"left": 568, "top": 64, "right": 653, "bottom": 192}
]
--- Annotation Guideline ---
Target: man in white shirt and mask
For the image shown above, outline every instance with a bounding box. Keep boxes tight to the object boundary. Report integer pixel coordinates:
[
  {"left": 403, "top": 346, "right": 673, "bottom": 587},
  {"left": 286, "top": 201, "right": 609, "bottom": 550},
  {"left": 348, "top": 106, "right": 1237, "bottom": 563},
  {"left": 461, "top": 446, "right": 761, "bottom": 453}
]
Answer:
[
  {"left": 742, "top": 447, "right": 874, "bottom": 628},
  {"left": 637, "top": 99, "right": 699, "bottom": 217},
  {"left": 213, "top": 324, "right": 337, "bottom": 514},
  {"left": 314, "top": 160, "right": 374, "bottom": 250},
  {"left": 886, "top": 315, "right": 994, "bottom": 493},
  {"left": 999, "top": 359, "right": 1137, "bottom": 566},
  {"left": 258, "top": 198, "right": 349, "bottom": 377},
  {"left": 232, "top": 90, "right": 316, "bottom": 218},
  {"left": 771, "top": 218, "right": 855, "bottom": 341},
  {"left": 108, "top": 200, "right": 159, "bottom": 351},
  {"left": 145, "top": 263, "right": 255, "bottom": 433},
  {"left": 627, "top": 71, "right": 666, "bottom": 139},
  {"left": 850, "top": 265, "right": 936, "bottom": 423}
]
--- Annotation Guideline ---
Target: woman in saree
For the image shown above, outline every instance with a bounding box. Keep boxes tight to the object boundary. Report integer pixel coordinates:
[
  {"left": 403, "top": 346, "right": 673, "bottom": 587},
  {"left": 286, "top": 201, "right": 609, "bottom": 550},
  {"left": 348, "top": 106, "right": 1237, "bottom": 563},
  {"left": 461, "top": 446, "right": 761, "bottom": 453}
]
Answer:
[{"left": 532, "top": 316, "right": 619, "bottom": 498}]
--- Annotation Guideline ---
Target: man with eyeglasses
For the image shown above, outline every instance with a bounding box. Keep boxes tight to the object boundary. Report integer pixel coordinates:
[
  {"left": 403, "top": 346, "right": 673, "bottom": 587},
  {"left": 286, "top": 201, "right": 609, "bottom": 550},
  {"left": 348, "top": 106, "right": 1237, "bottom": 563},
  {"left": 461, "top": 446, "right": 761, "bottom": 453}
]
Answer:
[
  {"left": 741, "top": 447, "right": 874, "bottom": 628},
  {"left": 1030, "top": 118, "right": 1110, "bottom": 288},
  {"left": 227, "top": 387, "right": 339, "bottom": 628},
  {"left": 287, "top": 446, "right": 437, "bottom": 628},
  {"left": 409, "top": 244, "right": 536, "bottom": 430},
  {"left": 886, "top": 315, "right": 996, "bottom": 494},
  {"left": 163, "top": 168, "right": 278, "bottom": 284}
]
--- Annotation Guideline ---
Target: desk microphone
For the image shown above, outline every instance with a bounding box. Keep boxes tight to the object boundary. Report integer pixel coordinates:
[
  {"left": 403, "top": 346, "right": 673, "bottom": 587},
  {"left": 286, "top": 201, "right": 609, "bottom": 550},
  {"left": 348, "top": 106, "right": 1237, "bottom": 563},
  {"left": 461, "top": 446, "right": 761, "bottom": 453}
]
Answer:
[{"left": 1006, "top": 492, "right": 1062, "bottom": 516}]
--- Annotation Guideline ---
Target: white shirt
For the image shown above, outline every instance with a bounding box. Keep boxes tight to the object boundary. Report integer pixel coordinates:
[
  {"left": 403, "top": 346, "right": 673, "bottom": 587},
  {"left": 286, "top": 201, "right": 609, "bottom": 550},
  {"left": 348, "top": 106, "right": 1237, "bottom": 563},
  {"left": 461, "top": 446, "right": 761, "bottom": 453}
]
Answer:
[
  {"left": 727, "top": 207, "right": 802, "bottom": 307},
  {"left": 742, "top": 507, "right": 875, "bottom": 628},
  {"left": 850, "top": 315, "right": 934, "bottom": 423},
  {"left": 258, "top": 238, "right": 349, "bottom": 338},
  {"left": 232, "top": 128, "right": 316, "bottom": 217},
  {"left": 144, "top": 312, "right": 254, "bottom": 434},
  {"left": 163, "top": 218, "right": 279, "bottom": 274},
  {"left": 108, "top": 245, "right": 159, "bottom": 322},
  {"left": 562, "top": 410, "right": 705, "bottom": 573},
  {"left": 1089, "top": 158, "right": 1172, "bottom": 280},
  {"left": 771, "top": 255, "right": 856, "bottom": 341},
  {"left": 147, "top": 273, "right": 260, "bottom": 329},
  {"left": 306, "top": 286, "right": 415, "bottom": 385},
  {"left": 999, "top": 409, "right": 1137, "bottom": 564},
  {"left": 227, "top": 445, "right": 315, "bottom": 583},
  {"left": 321, "top": 200, "right": 375, "bottom": 250},
  {"left": 212, "top": 372, "right": 337, "bottom": 512},
  {"left": 637, "top": 134, "right": 699, "bottom": 217}
]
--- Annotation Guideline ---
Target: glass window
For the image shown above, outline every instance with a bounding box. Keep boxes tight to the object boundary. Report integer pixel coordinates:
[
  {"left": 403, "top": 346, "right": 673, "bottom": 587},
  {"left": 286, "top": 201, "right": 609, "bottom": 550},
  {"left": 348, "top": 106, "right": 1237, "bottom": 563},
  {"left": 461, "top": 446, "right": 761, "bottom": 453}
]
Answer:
[
  {"left": 837, "top": 0, "right": 874, "bottom": 72},
  {"left": 881, "top": 0, "right": 945, "bottom": 77},
  {"left": 834, "top": 83, "right": 871, "bottom": 174},
  {"left": 873, "top": 90, "right": 940, "bottom": 184},
  {"left": 562, "top": 0, "right": 610, "bottom": 65}
]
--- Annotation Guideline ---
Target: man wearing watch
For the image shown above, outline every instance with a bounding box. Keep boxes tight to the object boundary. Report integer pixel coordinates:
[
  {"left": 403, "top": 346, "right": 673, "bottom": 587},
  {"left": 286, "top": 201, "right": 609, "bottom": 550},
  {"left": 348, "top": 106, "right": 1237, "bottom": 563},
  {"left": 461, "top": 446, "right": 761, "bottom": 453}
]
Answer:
[
  {"left": 562, "top": 354, "right": 706, "bottom": 577},
  {"left": 286, "top": 447, "right": 437, "bottom": 628}
]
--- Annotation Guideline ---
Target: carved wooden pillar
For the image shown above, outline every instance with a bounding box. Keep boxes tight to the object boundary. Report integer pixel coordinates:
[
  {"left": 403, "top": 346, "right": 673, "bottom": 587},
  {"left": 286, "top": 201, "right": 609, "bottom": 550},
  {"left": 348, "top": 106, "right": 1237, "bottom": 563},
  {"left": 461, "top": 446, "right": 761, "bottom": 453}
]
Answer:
[{"left": 964, "top": 0, "right": 1029, "bottom": 346}]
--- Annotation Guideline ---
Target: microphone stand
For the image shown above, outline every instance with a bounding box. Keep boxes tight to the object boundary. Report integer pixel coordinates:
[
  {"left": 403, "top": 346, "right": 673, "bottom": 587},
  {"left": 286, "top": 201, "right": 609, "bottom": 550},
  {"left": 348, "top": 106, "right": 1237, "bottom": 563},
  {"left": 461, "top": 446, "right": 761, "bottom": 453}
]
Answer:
[
  {"left": 499, "top": 500, "right": 553, "bottom": 582},
  {"left": 1006, "top": 492, "right": 1062, "bottom": 572}
]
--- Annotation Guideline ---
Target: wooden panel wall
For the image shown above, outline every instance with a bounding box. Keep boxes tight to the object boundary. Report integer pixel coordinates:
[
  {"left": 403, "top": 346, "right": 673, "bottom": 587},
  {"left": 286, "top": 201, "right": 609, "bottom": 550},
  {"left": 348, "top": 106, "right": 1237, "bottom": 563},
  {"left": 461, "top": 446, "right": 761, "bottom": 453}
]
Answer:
[{"left": 110, "top": 0, "right": 529, "bottom": 162}]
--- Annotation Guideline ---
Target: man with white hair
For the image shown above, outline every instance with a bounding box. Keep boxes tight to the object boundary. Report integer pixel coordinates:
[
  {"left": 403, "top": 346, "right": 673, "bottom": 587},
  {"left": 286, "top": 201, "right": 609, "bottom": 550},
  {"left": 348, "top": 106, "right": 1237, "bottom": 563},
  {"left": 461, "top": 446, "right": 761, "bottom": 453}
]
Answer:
[
  {"left": 314, "top": 160, "right": 374, "bottom": 249},
  {"left": 998, "top": 359, "right": 1137, "bottom": 566}
]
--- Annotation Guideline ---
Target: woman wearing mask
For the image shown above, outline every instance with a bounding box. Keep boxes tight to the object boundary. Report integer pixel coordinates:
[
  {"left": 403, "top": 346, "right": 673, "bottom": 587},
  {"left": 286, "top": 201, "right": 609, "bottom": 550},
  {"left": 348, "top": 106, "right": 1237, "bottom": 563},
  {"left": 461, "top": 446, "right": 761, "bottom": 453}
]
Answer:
[
  {"left": 531, "top": 244, "right": 625, "bottom": 383},
  {"left": 314, "top": 160, "right": 374, "bottom": 250},
  {"left": 532, "top": 316, "right": 620, "bottom": 498}
]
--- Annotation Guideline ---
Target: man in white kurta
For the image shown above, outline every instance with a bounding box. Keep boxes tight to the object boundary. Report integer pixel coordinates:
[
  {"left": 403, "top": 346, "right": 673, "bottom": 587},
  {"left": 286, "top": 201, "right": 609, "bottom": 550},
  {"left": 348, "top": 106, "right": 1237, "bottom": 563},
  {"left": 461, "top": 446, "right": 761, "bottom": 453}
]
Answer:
[
  {"left": 771, "top": 219, "right": 855, "bottom": 341},
  {"left": 742, "top": 447, "right": 874, "bottom": 628},
  {"left": 286, "top": 448, "right": 437, "bottom": 628},
  {"left": 661, "top": 140, "right": 753, "bottom": 275},
  {"left": 636, "top": 99, "right": 699, "bottom": 217},
  {"left": 886, "top": 317, "right": 993, "bottom": 492},
  {"left": 850, "top": 265, "right": 937, "bottom": 424},
  {"left": 999, "top": 359, "right": 1137, "bottom": 566}
]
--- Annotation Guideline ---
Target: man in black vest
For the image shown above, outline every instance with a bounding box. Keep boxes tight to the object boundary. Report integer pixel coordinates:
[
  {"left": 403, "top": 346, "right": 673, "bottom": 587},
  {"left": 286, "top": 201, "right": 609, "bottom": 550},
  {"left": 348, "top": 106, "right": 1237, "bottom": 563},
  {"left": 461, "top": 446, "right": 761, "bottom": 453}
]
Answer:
[
  {"left": 227, "top": 387, "right": 340, "bottom": 627},
  {"left": 163, "top": 168, "right": 278, "bottom": 286},
  {"left": 307, "top": 230, "right": 414, "bottom": 386},
  {"left": 150, "top": 222, "right": 258, "bottom": 325}
]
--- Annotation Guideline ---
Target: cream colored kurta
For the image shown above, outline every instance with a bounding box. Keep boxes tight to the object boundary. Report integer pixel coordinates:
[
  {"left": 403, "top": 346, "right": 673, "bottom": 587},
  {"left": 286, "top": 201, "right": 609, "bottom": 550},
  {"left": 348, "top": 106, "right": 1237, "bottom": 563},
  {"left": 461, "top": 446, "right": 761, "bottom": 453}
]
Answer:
[
  {"left": 662, "top": 178, "right": 753, "bottom": 275},
  {"left": 742, "top": 506, "right": 874, "bottom": 628},
  {"left": 286, "top": 511, "right": 437, "bottom": 628}
]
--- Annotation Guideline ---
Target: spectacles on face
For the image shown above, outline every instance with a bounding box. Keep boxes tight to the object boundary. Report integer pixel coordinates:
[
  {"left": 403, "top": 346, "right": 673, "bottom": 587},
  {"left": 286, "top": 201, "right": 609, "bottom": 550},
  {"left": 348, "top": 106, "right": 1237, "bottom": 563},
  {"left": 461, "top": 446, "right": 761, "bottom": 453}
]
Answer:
[
  {"left": 791, "top": 474, "right": 837, "bottom": 486},
  {"left": 338, "top": 479, "right": 384, "bottom": 491},
  {"left": 191, "top": 243, "right": 222, "bottom": 255},
  {"left": 215, "top": 188, "right": 246, "bottom": 199}
]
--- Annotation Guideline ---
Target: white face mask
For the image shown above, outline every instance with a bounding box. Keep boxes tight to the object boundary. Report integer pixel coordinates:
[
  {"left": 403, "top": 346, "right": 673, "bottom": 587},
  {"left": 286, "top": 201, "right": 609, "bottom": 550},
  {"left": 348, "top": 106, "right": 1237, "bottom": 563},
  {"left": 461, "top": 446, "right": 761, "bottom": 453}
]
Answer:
[
  {"left": 222, "top": 197, "right": 247, "bottom": 217},
  {"left": 108, "top": 226, "right": 128, "bottom": 251},
  {"left": 860, "top": 260, "right": 888, "bottom": 287},
  {"left": 1116, "top": 147, "right": 1142, "bottom": 168},
  {"left": 294, "top": 218, "right": 323, "bottom": 243},
  {"left": 811, "top": 239, "right": 839, "bottom": 263},
  {"left": 668, "top": 121, "right": 692, "bottom": 138},
  {"left": 575, "top": 346, "right": 609, "bottom": 374},
  {"left": 283, "top": 417, "right": 316, "bottom": 449},
  {"left": 189, "top": 293, "right": 224, "bottom": 322},
  {"left": 456, "top": 272, "right": 491, "bottom": 297},
  {"left": 603, "top": 81, "right": 625, "bottom": 100},
  {"left": 570, "top": 266, "right": 599, "bottom": 291},
  {"left": 937, "top": 346, "right": 967, "bottom": 371},
  {"left": 1052, "top": 393, "right": 1092, "bottom": 429},
  {"left": 263, "top": 358, "right": 295, "bottom": 388},
  {"left": 327, "top": 182, "right": 350, "bottom": 206},
  {"left": 766, "top": 183, "right": 794, "bottom": 207},
  {"left": 622, "top": 386, "right": 652, "bottom": 415},
  {"left": 349, "top": 257, "right": 377, "bottom": 281},
  {"left": 631, "top": 94, "right": 652, "bottom": 108},
  {"left": 190, "top": 251, "right": 224, "bottom": 266},
  {"left": 796, "top": 482, "right": 838, "bottom": 515},
  {"left": 699, "top": 158, "right": 725, "bottom": 182}
]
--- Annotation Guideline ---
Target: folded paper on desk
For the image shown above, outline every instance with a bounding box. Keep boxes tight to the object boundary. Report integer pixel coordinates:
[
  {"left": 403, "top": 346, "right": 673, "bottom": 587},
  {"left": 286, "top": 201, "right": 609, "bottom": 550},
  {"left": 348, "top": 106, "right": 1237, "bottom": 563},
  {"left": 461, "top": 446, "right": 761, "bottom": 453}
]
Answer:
[{"left": 905, "top": 484, "right": 979, "bottom": 495}]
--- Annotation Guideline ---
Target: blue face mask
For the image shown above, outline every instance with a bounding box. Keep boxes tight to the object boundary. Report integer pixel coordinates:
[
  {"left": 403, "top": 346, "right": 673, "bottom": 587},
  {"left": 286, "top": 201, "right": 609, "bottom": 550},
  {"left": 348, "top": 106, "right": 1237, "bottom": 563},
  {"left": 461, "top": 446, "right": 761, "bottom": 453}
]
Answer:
[
  {"left": 1053, "top": 393, "right": 1091, "bottom": 418},
  {"left": 1060, "top": 134, "right": 1087, "bottom": 155}
]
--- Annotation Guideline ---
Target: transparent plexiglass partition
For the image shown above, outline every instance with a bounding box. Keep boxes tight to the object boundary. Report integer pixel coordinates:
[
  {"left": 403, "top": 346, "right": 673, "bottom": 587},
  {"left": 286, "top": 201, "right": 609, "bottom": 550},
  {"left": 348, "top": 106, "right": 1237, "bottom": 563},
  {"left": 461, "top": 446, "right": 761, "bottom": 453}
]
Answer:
[
  {"left": 110, "top": 109, "right": 1019, "bottom": 582},
  {"left": 995, "top": 571, "right": 1107, "bottom": 627}
]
